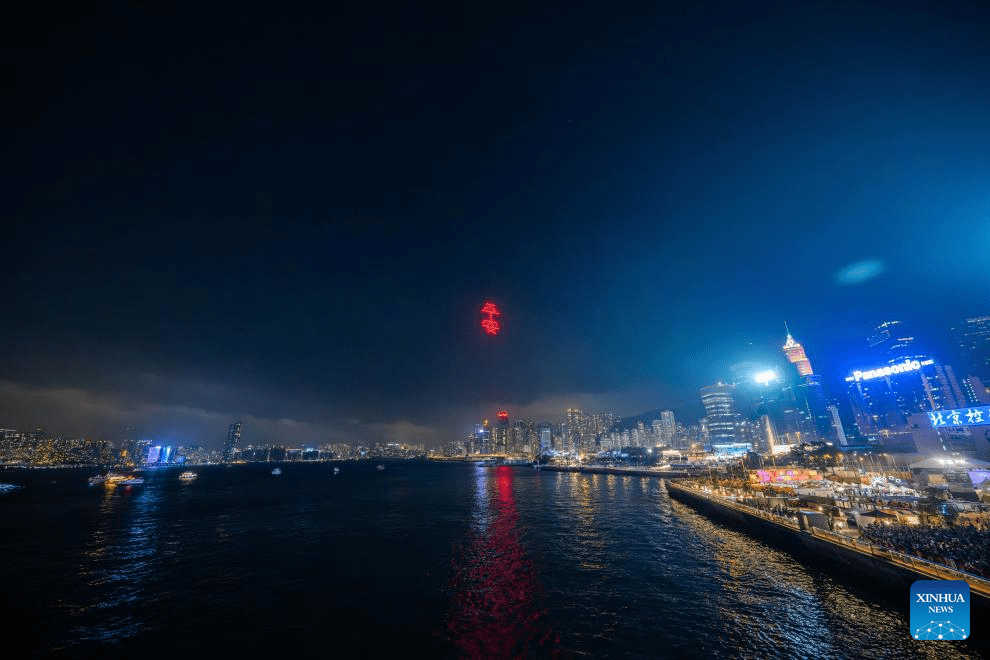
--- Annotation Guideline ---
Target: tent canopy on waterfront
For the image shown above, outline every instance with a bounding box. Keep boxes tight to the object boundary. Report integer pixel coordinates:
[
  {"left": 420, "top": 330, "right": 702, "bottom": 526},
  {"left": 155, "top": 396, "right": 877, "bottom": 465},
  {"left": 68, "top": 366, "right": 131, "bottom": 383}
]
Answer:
[{"left": 856, "top": 510, "right": 897, "bottom": 519}]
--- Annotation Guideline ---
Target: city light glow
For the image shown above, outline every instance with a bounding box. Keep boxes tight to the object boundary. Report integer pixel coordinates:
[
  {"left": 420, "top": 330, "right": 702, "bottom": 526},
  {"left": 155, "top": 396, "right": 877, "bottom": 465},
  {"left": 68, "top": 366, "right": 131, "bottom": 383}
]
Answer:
[{"left": 754, "top": 370, "right": 777, "bottom": 386}]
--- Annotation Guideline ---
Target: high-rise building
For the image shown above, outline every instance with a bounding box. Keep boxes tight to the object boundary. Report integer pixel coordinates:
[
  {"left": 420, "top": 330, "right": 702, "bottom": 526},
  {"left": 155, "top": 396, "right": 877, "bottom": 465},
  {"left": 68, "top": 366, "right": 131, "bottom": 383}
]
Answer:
[
  {"left": 657, "top": 410, "right": 676, "bottom": 446},
  {"left": 845, "top": 358, "right": 965, "bottom": 434},
  {"left": 782, "top": 324, "right": 814, "bottom": 377},
  {"left": 827, "top": 405, "right": 848, "bottom": 447},
  {"left": 512, "top": 418, "right": 536, "bottom": 455},
  {"left": 961, "top": 375, "right": 990, "bottom": 406},
  {"left": 699, "top": 383, "right": 738, "bottom": 445},
  {"left": 757, "top": 414, "right": 778, "bottom": 452},
  {"left": 538, "top": 423, "right": 552, "bottom": 455},
  {"left": 494, "top": 411, "right": 510, "bottom": 454},
  {"left": 953, "top": 316, "right": 990, "bottom": 382},
  {"left": 867, "top": 320, "right": 926, "bottom": 362},
  {"left": 565, "top": 408, "right": 585, "bottom": 453},
  {"left": 222, "top": 422, "right": 242, "bottom": 463}
]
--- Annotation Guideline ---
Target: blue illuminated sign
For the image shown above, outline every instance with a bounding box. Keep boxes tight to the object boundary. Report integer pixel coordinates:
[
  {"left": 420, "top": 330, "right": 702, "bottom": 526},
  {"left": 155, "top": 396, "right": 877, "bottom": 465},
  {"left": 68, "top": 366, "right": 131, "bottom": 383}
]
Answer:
[
  {"left": 844, "top": 358, "right": 934, "bottom": 382},
  {"left": 927, "top": 406, "right": 990, "bottom": 428}
]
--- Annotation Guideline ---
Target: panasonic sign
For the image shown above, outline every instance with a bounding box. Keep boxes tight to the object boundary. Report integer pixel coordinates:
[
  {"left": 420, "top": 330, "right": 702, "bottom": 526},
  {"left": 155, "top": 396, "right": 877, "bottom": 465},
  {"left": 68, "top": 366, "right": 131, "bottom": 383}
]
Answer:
[{"left": 845, "top": 358, "right": 934, "bottom": 382}]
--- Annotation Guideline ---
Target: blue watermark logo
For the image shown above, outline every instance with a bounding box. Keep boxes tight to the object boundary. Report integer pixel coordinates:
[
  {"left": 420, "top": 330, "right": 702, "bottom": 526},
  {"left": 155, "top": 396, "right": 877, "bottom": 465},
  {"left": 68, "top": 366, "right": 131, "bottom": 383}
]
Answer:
[{"left": 911, "top": 580, "right": 969, "bottom": 640}]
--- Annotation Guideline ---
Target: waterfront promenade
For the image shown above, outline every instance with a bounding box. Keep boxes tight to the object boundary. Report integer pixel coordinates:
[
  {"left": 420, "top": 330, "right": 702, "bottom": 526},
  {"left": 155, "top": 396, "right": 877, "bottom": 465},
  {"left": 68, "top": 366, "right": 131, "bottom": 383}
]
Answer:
[
  {"left": 538, "top": 464, "right": 698, "bottom": 478},
  {"left": 666, "top": 480, "right": 990, "bottom": 603}
]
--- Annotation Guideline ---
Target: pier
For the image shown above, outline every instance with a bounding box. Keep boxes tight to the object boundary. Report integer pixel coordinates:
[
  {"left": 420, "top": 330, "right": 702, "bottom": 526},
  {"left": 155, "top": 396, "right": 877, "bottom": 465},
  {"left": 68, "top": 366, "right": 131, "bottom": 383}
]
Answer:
[{"left": 666, "top": 479, "right": 990, "bottom": 605}]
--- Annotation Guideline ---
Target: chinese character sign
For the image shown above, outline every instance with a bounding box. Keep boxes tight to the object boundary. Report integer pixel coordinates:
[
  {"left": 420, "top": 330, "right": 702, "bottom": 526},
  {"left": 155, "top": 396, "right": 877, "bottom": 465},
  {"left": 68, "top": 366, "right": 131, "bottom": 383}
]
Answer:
[
  {"left": 928, "top": 406, "right": 990, "bottom": 428},
  {"left": 480, "top": 301, "right": 500, "bottom": 335}
]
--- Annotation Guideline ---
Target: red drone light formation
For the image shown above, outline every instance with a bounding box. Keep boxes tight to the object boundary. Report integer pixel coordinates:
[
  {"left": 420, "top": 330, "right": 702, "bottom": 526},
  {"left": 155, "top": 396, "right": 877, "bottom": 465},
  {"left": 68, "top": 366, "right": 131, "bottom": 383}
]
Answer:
[
  {"left": 497, "top": 410, "right": 508, "bottom": 421},
  {"left": 480, "top": 301, "right": 500, "bottom": 335}
]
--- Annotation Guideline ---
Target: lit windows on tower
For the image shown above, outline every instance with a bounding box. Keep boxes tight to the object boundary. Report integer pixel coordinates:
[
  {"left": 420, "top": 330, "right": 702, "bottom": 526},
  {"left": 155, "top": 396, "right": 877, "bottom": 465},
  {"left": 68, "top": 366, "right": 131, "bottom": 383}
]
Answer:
[{"left": 782, "top": 324, "right": 814, "bottom": 377}]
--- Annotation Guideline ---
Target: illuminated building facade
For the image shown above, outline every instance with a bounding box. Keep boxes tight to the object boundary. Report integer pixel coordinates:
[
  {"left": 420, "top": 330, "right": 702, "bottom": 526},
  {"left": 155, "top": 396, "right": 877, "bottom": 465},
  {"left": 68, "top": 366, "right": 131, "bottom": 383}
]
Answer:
[
  {"left": 868, "top": 320, "right": 927, "bottom": 362},
  {"left": 494, "top": 411, "right": 509, "bottom": 454},
  {"left": 846, "top": 358, "right": 966, "bottom": 434},
  {"left": 828, "top": 405, "right": 848, "bottom": 446},
  {"left": 565, "top": 408, "right": 587, "bottom": 453},
  {"left": 699, "top": 383, "right": 738, "bottom": 445},
  {"left": 222, "top": 421, "right": 241, "bottom": 463},
  {"left": 657, "top": 411, "right": 676, "bottom": 446},
  {"left": 538, "top": 424, "right": 552, "bottom": 454},
  {"left": 782, "top": 325, "right": 814, "bottom": 377},
  {"left": 953, "top": 316, "right": 990, "bottom": 381}
]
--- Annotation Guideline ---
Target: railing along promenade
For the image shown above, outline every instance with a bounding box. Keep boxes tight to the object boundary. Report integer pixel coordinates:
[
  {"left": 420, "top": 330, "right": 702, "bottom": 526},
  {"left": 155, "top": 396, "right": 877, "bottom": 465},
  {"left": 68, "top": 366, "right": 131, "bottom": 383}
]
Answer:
[{"left": 668, "top": 480, "right": 990, "bottom": 599}]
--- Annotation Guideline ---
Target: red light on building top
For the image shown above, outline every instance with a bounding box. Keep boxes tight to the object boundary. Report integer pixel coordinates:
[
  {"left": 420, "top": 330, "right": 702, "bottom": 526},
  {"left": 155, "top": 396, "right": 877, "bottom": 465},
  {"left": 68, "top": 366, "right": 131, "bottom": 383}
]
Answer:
[{"left": 480, "top": 301, "right": 501, "bottom": 335}]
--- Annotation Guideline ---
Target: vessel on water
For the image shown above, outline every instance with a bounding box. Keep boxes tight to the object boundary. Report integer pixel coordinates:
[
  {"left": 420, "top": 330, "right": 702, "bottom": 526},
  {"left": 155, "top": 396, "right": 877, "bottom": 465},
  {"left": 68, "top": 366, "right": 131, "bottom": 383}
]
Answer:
[
  {"left": 0, "top": 483, "right": 22, "bottom": 494},
  {"left": 90, "top": 472, "right": 143, "bottom": 487},
  {"left": 179, "top": 471, "right": 197, "bottom": 481},
  {"left": 333, "top": 467, "right": 340, "bottom": 474},
  {"left": 376, "top": 465, "right": 385, "bottom": 471},
  {"left": 271, "top": 467, "right": 282, "bottom": 475}
]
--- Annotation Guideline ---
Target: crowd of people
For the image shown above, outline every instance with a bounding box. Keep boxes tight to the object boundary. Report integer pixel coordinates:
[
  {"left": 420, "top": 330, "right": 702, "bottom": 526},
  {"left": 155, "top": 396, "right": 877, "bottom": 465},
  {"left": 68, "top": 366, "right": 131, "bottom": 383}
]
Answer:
[{"left": 860, "top": 521, "right": 990, "bottom": 578}]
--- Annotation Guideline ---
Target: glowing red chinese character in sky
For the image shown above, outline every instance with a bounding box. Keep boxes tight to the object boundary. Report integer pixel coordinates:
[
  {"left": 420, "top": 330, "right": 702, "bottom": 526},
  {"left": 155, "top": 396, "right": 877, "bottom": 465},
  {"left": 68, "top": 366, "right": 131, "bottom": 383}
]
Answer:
[{"left": 480, "top": 301, "right": 500, "bottom": 335}]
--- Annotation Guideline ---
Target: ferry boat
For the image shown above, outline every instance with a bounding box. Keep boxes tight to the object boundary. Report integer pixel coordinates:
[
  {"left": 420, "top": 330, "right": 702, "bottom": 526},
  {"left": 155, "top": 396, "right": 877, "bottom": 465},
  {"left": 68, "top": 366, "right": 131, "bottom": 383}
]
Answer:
[
  {"left": 333, "top": 467, "right": 340, "bottom": 474},
  {"left": 91, "top": 472, "right": 143, "bottom": 486},
  {"left": 271, "top": 467, "right": 282, "bottom": 475},
  {"left": 376, "top": 464, "right": 385, "bottom": 471},
  {"left": 179, "top": 471, "right": 197, "bottom": 481},
  {"left": 0, "top": 483, "right": 22, "bottom": 494}
]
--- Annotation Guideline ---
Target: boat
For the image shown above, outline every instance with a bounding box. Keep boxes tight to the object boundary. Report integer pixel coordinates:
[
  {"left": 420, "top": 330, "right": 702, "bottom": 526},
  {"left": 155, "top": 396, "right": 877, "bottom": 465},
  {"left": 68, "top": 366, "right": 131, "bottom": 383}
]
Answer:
[
  {"left": 271, "top": 467, "right": 282, "bottom": 475},
  {"left": 0, "top": 483, "right": 22, "bottom": 494},
  {"left": 333, "top": 467, "right": 340, "bottom": 474},
  {"left": 91, "top": 472, "right": 140, "bottom": 487},
  {"left": 376, "top": 464, "right": 385, "bottom": 471},
  {"left": 476, "top": 459, "right": 497, "bottom": 467},
  {"left": 179, "top": 471, "right": 197, "bottom": 481},
  {"left": 532, "top": 463, "right": 542, "bottom": 470}
]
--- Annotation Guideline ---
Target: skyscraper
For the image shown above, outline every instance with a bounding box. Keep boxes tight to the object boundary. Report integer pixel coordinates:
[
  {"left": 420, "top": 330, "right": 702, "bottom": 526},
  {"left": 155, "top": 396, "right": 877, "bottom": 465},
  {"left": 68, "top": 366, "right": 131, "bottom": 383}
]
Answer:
[
  {"left": 222, "top": 422, "right": 241, "bottom": 463},
  {"left": 953, "top": 316, "right": 990, "bottom": 381},
  {"left": 494, "top": 411, "right": 509, "bottom": 454},
  {"left": 538, "top": 423, "right": 552, "bottom": 455},
  {"left": 827, "top": 405, "right": 848, "bottom": 447},
  {"left": 699, "top": 383, "right": 738, "bottom": 444},
  {"left": 867, "top": 320, "right": 926, "bottom": 362},
  {"left": 565, "top": 408, "right": 585, "bottom": 452},
  {"left": 782, "top": 324, "right": 814, "bottom": 377},
  {"left": 658, "top": 410, "right": 676, "bottom": 446}
]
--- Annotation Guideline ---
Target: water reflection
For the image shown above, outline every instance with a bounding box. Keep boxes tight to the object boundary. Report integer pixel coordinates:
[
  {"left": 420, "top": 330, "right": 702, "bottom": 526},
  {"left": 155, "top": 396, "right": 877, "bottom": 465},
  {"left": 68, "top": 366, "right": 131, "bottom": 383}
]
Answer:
[
  {"left": 446, "top": 466, "right": 559, "bottom": 658},
  {"left": 67, "top": 478, "right": 162, "bottom": 646},
  {"left": 668, "top": 497, "right": 978, "bottom": 659}
]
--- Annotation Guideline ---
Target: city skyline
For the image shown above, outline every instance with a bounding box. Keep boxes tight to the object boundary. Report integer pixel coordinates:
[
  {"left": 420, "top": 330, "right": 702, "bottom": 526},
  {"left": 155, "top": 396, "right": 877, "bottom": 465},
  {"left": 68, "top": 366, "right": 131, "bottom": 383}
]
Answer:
[
  {"left": 5, "top": 2, "right": 990, "bottom": 449},
  {"left": 2, "top": 314, "right": 987, "bottom": 453}
]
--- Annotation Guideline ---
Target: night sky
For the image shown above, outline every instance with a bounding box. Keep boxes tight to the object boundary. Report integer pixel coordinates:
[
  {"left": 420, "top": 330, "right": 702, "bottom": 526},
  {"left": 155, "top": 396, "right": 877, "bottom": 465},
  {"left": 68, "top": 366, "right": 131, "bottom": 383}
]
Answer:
[{"left": 5, "top": 1, "right": 990, "bottom": 448}]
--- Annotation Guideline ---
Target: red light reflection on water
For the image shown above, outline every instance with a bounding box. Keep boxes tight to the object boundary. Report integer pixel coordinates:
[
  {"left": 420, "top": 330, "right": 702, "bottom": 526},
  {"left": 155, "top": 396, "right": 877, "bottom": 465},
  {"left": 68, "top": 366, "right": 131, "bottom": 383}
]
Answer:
[{"left": 445, "top": 466, "right": 559, "bottom": 658}]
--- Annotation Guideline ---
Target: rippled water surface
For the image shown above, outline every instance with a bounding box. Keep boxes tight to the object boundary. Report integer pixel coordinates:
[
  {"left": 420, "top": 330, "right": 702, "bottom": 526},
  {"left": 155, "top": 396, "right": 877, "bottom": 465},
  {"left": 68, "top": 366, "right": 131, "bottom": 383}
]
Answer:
[{"left": 0, "top": 463, "right": 984, "bottom": 658}]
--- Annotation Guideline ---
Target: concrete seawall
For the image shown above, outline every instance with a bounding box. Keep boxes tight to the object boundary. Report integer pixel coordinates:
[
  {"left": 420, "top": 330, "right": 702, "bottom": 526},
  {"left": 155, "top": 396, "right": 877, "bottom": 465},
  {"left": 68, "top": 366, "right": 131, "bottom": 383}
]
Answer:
[{"left": 665, "top": 480, "right": 990, "bottom": 608}]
